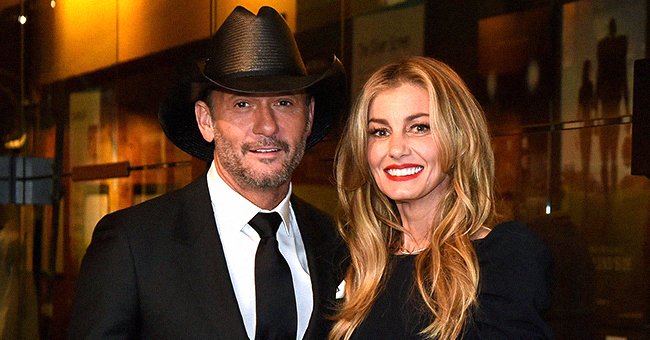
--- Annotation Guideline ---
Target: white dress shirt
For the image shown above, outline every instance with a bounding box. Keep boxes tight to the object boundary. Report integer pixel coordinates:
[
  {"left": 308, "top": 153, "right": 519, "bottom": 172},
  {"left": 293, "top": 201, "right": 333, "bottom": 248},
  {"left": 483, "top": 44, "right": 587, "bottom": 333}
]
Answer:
[{"left": 206, "top": 162, "right": 313, "bottom": 340}]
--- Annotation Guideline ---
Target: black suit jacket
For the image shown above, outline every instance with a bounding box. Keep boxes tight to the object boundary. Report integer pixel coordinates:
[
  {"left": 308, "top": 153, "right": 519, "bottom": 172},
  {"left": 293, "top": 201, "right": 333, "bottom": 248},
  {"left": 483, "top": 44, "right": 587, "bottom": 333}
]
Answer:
[{"left": 68, "top": 174, "right": 346, "bottom": 339}]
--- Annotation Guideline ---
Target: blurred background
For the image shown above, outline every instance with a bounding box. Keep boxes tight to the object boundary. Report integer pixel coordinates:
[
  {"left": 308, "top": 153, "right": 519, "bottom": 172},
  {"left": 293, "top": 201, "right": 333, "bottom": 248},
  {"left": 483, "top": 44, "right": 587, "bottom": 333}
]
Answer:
[{"left": 0, "top": 0, "right": 648, "bottom": 339}]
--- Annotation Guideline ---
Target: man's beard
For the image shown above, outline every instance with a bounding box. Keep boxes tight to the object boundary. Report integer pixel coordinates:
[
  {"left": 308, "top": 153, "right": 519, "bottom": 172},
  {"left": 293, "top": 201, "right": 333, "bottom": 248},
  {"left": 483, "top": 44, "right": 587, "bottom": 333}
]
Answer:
[{"left": 213, "top": 131, "right": 308, "bottom": 189}]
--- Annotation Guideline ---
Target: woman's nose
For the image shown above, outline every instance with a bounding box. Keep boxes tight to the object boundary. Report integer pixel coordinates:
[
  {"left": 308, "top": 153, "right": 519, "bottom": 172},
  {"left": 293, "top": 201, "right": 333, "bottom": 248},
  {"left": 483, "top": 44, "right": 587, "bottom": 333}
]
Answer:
[{"left": 388, "top": 133, "right": 410, "bottom": 159}]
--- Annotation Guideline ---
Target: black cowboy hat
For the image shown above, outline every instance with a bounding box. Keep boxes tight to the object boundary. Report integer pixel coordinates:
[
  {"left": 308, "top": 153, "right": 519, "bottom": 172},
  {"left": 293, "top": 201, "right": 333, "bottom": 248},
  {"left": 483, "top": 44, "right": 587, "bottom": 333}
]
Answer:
[{"left": 159, "top": 6, "right": 347, "bottom": 161}]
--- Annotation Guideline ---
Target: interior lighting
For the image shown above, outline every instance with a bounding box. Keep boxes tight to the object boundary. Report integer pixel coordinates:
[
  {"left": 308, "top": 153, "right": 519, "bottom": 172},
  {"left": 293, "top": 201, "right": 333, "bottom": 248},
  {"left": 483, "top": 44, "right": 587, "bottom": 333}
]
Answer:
[
  {"left": 51, "top": 0, "right": 56, "bottom": 8},
  {"left": 18, "top": 15, "right": 27, "bottom": 24},
  {"left": 4, "top": 133, "right": 27, "bottom": 150}
]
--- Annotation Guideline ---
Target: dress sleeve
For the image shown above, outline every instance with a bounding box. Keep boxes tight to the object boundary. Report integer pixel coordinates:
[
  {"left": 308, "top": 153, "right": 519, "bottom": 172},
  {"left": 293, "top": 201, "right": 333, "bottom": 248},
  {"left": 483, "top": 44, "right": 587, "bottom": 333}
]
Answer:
[
  {"left": 68, "top": 213, "right": 139, "bottom": 339},
  {"left": 468, "top": 221, "right": 554, "bottom": 339}
]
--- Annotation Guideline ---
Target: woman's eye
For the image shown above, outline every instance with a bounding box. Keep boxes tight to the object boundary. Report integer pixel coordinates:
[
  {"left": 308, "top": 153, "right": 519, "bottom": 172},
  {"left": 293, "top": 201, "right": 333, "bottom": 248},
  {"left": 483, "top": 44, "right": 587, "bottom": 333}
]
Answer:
[
  {"left": 368, "top": 128, "right": 389, "bottom": 137},
  {"left": 411, "top": 124, "right": 430, "bottom": 133}
]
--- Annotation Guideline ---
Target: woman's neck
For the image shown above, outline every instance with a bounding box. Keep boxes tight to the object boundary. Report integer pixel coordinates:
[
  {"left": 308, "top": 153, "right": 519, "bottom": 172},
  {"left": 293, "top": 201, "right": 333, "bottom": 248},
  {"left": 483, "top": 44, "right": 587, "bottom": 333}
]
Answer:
[{"left": 397, "top": 201, "right": 437, "bottom": 251}]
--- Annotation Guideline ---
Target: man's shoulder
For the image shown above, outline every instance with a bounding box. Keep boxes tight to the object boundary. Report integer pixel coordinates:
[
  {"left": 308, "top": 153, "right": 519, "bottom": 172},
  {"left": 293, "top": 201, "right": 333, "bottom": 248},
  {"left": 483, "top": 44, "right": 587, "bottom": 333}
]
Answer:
[
  {"left": 291, "top": 194, "right": 345, "bottom": 256},
  {"left": 290, "top": 195, "right": 335, "bottom": 225},
  {"left": 98, "top": 176, "right": 207, "bottom": 230}
]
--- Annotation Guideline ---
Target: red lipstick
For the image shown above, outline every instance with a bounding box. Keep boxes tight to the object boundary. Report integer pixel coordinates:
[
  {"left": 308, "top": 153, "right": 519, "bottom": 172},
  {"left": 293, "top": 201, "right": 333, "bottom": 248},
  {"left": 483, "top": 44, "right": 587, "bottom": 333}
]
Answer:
[{"left": 383, "top": 164, "right": 424, "bottom": 181}]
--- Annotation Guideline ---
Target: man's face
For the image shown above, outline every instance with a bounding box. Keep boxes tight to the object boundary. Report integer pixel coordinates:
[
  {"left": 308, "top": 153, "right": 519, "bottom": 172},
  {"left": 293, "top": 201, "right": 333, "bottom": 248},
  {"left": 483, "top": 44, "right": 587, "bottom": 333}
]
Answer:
[{"left": 196, "top": 90, "right": 314, "bottom": 192}]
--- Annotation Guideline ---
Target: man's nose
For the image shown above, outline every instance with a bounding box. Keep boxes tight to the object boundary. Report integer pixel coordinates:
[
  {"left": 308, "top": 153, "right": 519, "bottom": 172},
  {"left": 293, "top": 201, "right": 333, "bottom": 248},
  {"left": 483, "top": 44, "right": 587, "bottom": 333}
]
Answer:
[{"left": 252, "top": 105, "right": 279, "bottom": 136}]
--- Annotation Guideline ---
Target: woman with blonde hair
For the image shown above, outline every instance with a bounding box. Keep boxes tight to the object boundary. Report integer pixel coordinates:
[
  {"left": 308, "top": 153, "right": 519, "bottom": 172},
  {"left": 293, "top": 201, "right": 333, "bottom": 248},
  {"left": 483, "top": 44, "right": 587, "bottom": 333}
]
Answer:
[{"left": 331, "top": 56, "right": 553, "bottom": 339}]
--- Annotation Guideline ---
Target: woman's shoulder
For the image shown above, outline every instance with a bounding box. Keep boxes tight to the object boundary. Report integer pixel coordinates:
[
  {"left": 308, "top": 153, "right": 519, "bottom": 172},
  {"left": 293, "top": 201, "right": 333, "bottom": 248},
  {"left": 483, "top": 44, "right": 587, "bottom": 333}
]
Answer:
[
  {"left": 468, "top": 220, "right": 555, "bottom": 338},
  {"left": 473, "top": 220, "right": 553, "bottom": 285},
  {"left": 474, "top": 220, "right": 550, "bottom": 259}
]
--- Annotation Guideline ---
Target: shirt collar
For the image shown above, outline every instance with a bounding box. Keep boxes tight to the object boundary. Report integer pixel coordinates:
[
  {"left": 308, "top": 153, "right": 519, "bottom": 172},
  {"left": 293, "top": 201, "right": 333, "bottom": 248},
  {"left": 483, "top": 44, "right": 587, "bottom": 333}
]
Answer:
[{"left": 206, "top": 162, "right": 293, "bottom": 235}]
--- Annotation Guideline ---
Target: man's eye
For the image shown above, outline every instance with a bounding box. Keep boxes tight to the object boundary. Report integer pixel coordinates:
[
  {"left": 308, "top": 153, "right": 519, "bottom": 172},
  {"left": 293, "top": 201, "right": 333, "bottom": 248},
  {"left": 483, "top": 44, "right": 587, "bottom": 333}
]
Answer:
[
  {"left": 277, "top": 100, "right": 293, "bottom": 106},
  {"left": 235, "top": 101, "right": 250, "bottom": 108}
]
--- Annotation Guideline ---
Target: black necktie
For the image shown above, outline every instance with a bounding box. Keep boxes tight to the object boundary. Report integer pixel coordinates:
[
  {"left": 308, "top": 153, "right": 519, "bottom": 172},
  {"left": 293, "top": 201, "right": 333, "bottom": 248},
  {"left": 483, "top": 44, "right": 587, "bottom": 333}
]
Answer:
[{"left": 249, "top": 212, "right": 297, "bottom": 340}]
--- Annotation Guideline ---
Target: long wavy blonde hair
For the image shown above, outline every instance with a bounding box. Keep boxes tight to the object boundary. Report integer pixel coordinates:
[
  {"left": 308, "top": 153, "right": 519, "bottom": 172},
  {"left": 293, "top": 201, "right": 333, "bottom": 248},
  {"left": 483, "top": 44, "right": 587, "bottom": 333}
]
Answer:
[{"left": 330, "top": 57, "right": 496, "bottom": 340}]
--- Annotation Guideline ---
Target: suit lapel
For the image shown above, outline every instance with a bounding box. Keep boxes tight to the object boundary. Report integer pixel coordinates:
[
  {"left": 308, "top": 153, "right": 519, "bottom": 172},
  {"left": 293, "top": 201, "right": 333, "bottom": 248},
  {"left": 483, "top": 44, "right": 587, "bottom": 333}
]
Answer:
[
  {"left": 292, "top": 196, "right": 334, "bottom": 339},
  {"left": 292, "top": 196, "right": 348, "bottom": 340},
  {"left": 292, "top": 198, "right": 318, "bottom": 339},
  {"left": 173, "top": 175, "right": 249, "bottom": 339},
  {"left": 295, "top": 198, "right": 320, "bottom": 284}
]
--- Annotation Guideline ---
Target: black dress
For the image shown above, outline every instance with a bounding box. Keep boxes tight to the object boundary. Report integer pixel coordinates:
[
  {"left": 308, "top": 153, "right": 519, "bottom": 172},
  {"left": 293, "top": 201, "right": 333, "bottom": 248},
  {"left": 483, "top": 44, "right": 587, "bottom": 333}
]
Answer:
[{"left": 350, "top": 221, "right": 554, "bottom": 339}]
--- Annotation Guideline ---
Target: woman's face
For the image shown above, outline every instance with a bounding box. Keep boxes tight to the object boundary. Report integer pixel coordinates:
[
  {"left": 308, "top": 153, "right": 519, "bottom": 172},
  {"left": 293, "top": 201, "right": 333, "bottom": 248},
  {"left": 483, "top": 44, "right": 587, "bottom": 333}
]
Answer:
[{"left": 366, "top": 83, "right": 450, "bottom": 206}]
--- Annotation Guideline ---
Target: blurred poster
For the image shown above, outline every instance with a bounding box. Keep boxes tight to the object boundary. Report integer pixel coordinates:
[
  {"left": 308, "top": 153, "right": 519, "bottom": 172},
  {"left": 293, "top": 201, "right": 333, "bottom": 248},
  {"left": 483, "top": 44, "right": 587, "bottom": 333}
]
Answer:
[
  {"left": 561, "top": 0, "right": 644, "bottom": 191},
  {"left": 477, "top": 7, "right": 554, "bottom": 225},
  {"left": 560, "top": 0, "right": 648, "bottom": 334},
  {"left": 478, "top": 7, "right": 553, "bottom": 133},
  {"left": 69, "top": 90, "right": 101, "bottom": 167},
  {"left": 562, "top": 0, "right": 644, "bottom": 121},
  {"left": 69, "top": 90, "right": 109, "bottom": 267},
  {"left": 351, "top": 2, "right": 424, "bottom": 96}
]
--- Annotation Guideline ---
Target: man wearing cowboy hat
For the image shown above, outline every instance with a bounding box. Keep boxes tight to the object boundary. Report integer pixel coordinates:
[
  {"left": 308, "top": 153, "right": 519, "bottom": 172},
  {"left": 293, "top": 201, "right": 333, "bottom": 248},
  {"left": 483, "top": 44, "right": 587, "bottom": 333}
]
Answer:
[{"left": 69, "top": 6, "right": 347, "bottom": 340}]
